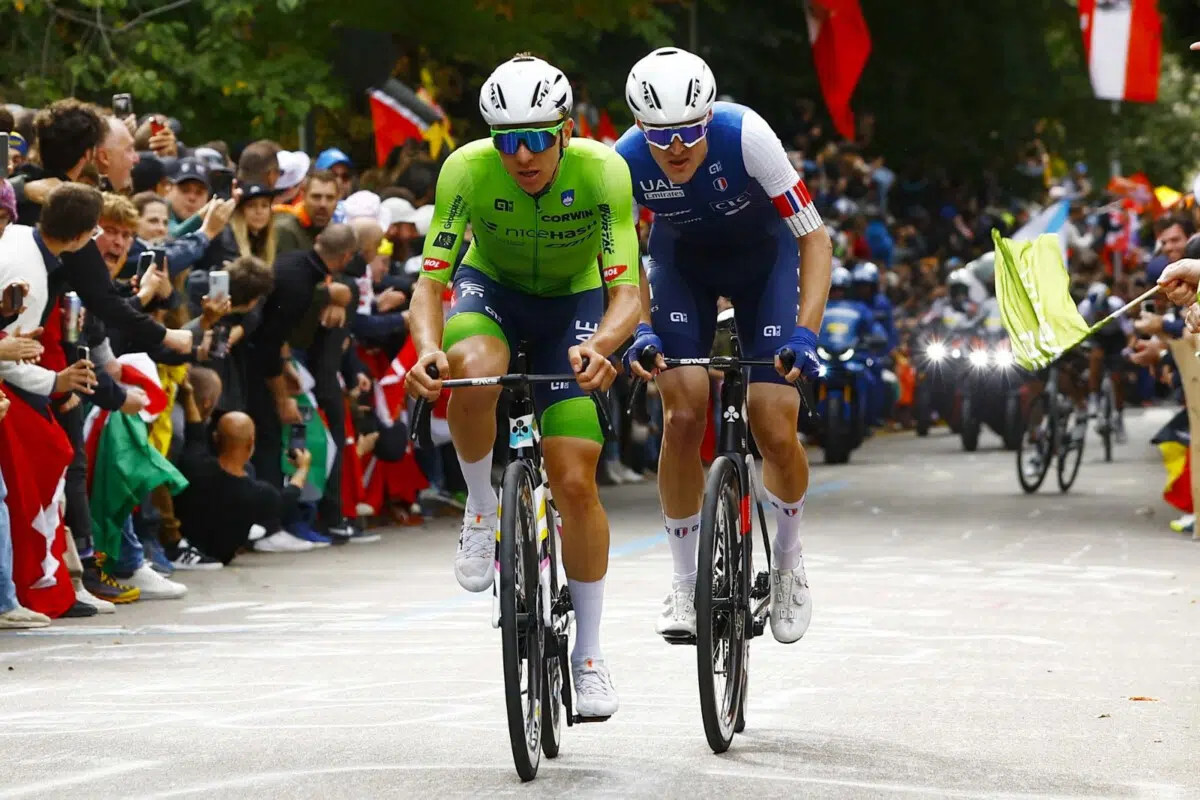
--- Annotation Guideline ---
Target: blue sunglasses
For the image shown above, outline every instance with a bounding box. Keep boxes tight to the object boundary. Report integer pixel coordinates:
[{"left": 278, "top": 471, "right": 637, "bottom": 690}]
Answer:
[
  {"left": 491, "top": 122, "right": 566, "bottom": 155},
  {"left": 641, "top": 120, "right": 709, "bottom": 150}
]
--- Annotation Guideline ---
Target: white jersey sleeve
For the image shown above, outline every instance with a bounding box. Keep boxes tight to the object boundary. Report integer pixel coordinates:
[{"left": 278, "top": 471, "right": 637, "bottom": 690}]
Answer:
[{"left": 740, "top": 108, "right": 823, "bottom": 237}]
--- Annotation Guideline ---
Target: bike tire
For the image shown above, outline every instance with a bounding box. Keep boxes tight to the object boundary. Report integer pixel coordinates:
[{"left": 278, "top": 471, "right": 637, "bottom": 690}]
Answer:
[
  {"left": 1101, "top": 381, "right": 1113, "bottom": 463},
  {"left": 1017, "top": 392, "right": 1053, "bottom": 494},
  {"left": 824, "top": 397, "right": 849, "bottom": 465},
  {"left": 696, "top": 456, "right": 746, "bottom": 754},
  {"left": 499, "top": 462, "right": 543, "bottom": 781},
  {"left": 1002, "top": 390, "right": 1022, "bottom": 451},
  {"left": 1057, "top": 409, "right": 1085, "bottom": 493},
  {"left": 540, "top": 502, "right": 563, "bottom": 759},
  {"left": 915, "top": 382, "right": 931, "bottom": 437}
]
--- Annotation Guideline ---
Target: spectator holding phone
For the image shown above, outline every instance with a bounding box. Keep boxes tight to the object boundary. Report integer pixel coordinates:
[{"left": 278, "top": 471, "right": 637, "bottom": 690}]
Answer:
[{"left": 196, "top": 183, "right": 278, "bottom": 275}]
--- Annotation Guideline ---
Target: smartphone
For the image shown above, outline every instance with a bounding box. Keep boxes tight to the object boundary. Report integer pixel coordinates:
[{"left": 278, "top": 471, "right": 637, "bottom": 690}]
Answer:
[
  {"left": 210, "top": 324, "right": 228, "bottom": 360},
  {"left": 209, "top": 168, "right": 234, "bottom": 201},
  {"left": 136, "top": 250, "right": 154, "bottom": 281},
  {"left": 208, "top": 270, "right": 230, "bottom": 302},
  {"left": 77, "top": 345, "right": 90, "bottom": 364},
  {"left": 149, "top": 117, "right": 165, "bottom": 136},
  {"left": 0, "top": 283, "right": 24, "bottom": 316},
  {"left": 0, "top": 133, "right": 8, "bottom": 180},
  {"left": 111, "top": 93, "right": 133, "bottom": 118}
]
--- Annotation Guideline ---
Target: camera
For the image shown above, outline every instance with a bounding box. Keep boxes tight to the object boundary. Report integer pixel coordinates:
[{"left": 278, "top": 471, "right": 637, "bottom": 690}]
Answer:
[{"left": 112, "top": 93, "right": 133, "bottom": 118}]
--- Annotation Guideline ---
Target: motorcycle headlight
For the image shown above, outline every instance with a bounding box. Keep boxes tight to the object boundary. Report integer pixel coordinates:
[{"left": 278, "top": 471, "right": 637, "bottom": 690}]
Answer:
[
  {"left": 993, "top": 350, "right": 1014, "bottom": 368},
  {"left": 838, "top": 348, "right": 855, "bottom": 362},
  {"left": 817, "top": 346, "right": 831, "bottom": 360},
  {"left": 968, "top": 349, "right": 989, "bottom": 367},
  {"left": 926, "top": 341, "right": 947, "bottom": 361},
  {"left": 950, "top": 347, "right": 962, "bottom": 359}
]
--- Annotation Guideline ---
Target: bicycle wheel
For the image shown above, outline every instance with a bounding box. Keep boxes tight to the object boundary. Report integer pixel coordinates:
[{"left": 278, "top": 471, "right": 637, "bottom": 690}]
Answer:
[
  {"left": 1057, "top": 408, "right": 1085, "bottom": 493},
  {"left": 1017, "top": 391, "right": 1054, "bottom": 494},
  {"left": 696, "top": 456, "right": 746, "bottom": 754},
  {"left": 1100, "top": 378, "right": 1113, "bottom": 463},
  {"left": 540, "top": 501, "right": 563, "bottom": 760},
  {"left": 499, "top": 462, "right": 543, "bottom": 781}
]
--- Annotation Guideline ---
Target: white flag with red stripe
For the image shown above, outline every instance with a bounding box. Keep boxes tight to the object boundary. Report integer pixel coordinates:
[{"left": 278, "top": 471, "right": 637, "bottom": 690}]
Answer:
[{"left": 1079, "top": 0, "right": 1161, "bottom": 103}]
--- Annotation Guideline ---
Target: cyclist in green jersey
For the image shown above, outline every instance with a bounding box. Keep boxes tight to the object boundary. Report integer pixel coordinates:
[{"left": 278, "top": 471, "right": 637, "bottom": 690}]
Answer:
[{"left": 406, "top": 55, "right": 641, "bottom": 718}]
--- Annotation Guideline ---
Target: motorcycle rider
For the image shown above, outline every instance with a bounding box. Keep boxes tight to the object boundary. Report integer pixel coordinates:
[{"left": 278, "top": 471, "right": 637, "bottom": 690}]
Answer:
[
  {"left": 821, "top": 267, "right": 886, "bottom": 411},
  {"left": 922, "top": 270, "right": 978, "bottom": 333},
  {"left": 851, "top": 261, "right": 895, "bottom": 423}
]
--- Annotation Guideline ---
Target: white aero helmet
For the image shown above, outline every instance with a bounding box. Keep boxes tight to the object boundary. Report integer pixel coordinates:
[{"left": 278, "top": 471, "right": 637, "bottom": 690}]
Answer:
[
  {"left": 479, "top": 55, "right": 573, "bottom": 127},
  {"left": 625, "top": 47, "right": 717, "bottom": 126}
]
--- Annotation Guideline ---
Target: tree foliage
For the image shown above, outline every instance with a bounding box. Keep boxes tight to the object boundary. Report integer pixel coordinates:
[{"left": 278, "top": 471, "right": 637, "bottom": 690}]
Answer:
[{"left": 2, "top": 0, "right": 1198, "bottom": 185}]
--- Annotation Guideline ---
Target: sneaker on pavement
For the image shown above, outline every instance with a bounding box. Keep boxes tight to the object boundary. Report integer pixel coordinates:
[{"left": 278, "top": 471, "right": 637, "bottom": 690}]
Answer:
[
  {"left": 616, "top": 464, "right": 644, "bottom": 483},
  {"left": 254, "top": 530, "right": 316, "bottom": 553},
  {"left": 61, "top": 600, "right": 98, "bottom": 618},
  {"left": 323, "top": 520, "right": 355, "bottom": 546},
  {"left": 289, "top": 522, "right": 332, "bottom": 548},
  {"left": 166, "top": 540, "right": 223, "bottom": 571},
  {"left": 454, "top": 510, "right": 496, "bottom": 592},
  {"left": 123, "top": 564, "right": 187, "bottom": 600},
  {"left": 769, "top": 561, "right": 812, "bottom": 644},
  {"left": 74, "top": 582, "right": 116, "bottom": 614},
  {"left": 142, "top": 536, "right": 175, "bottom": 577},
  {"left": 83, "top": 566, "right": 140, "bottom": 604},
  {"left": 1170, "top": 514, "right": 1195, "bottom": 534},
  {"left": 598, "top": 460, "right": 625, "bottom": 486},
  {"left": 573, "top": 658, "right": 618, "bottom": 718},
  {"left": 0, "top": 606, "right": 51, "bottom": 629},
  {"left": 654, "top": 583, "right": 696, "bottom": 638},
  {"left": 345, "top": 521, "right": 381, "bottom": 545}
]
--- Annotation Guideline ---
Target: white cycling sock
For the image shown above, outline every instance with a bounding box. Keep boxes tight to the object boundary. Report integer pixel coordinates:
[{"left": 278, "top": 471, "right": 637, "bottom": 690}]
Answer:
[
  {"left": 569, "top": 577, "right": 605, "bottom": 665},
  {"left": 664, "top": 513, "right": 700, "bottom": 587},
  {"left": 765, "top": 489, "right": 805, "bottom": 571},
  {"left": 458, "top": 453, "right": 497, "bottom": 516}
]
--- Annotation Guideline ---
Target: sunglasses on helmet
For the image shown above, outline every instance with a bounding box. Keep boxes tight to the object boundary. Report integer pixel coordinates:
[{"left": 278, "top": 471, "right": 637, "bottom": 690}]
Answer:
[
  {"left": 491, "top": 121, "right": 566, "bottom": 155},
  {"left": 640, "top": 119, "right": 709, "bottom": 150}
]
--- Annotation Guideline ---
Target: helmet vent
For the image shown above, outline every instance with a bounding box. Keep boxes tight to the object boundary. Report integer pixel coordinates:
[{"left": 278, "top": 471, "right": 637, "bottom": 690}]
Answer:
[{"left": 492, "top": 82, "right": 507, "bottom": 110}]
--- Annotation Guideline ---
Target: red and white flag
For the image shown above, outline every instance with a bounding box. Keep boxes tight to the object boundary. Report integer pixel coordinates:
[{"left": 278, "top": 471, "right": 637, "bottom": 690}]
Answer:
[
  {"left": 806, "top": 0, "right": 871, "bottom": 141},
  {"left": 1079, "top": 0, "right": 1161, "bottom": 103}
]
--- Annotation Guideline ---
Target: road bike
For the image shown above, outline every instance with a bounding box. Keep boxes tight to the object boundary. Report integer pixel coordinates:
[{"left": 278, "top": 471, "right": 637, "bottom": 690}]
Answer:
[
  {"left": 1016, "top": 352, "right": 1088, "bottom": 494},
  {"left": 631, "top": 313, "right": 814, "bottom": 753},
  {"left": 411, "top": 349, "right": 614, "bottom": 781}
]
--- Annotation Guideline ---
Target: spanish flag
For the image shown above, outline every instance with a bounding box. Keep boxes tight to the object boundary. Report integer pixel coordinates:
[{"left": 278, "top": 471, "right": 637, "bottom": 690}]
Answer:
[{"left": 1152, "top": 410, "right": 1192, "bottom": 513}]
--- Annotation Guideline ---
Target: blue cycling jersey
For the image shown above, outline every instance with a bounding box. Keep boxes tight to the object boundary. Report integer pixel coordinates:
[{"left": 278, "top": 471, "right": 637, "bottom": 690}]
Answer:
[{"left": 821, "top": 299, "right": 880, "bottom": 353}]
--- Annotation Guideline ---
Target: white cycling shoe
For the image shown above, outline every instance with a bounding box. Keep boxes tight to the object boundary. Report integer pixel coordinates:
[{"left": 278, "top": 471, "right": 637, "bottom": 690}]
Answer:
[
  {"left": 454, "top": 510, "right": 496, "bottom": 593},
  {"left": 769, "top": 560, "right": 812, "bottom": 644},
  {"left": 654, "top": 583, "right": 697, "bottom": 638},
  {"left": 573, "top": 657, "right": 619, "bottom": 718}
]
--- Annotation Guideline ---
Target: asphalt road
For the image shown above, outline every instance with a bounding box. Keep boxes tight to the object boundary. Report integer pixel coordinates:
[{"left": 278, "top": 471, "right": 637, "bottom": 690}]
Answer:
[{"left": 1, "top": 408, "right": 1197, "bottom": 799}]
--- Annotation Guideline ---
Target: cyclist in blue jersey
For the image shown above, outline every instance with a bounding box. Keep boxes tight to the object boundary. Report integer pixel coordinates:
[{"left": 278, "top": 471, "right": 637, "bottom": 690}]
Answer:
[{"left": 617, "top": 47, "right": 832, "bottom": 645}]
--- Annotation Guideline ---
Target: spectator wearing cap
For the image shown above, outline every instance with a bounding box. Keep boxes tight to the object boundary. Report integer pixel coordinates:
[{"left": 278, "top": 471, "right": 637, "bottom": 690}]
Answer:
[
  {"left": 274, "top": 170, "right": 338, "bottom": 256},
  {"left": 7, "top": 132, "right": 29, "bottom": 174},
  {"left": 131, "top": 153, "right": 171, "bottom": 197},
  {"left": 197, "top": 183, "right": 279, "bottom": 274},
  {"left": 166, "top": 157, "right": 211, "bottom": 239},
  {"left": 314, "top": 147, "right": 353, "bottom": 200},
  {"left": 381, "top": 197, "right": 428, "bottom": 262},
  {"left": 273, "top": 151, "right": 311, "bottom": 206}
]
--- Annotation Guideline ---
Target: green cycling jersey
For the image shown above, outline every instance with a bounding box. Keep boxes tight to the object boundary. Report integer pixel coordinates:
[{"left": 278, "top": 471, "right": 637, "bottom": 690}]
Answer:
[{"left": 419, "top": 137, "right": 640, "bottom": 297}]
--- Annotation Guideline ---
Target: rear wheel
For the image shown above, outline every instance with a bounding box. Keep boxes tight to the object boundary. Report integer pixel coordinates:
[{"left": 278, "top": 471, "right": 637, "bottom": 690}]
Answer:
[
  {"left": 823, "top": 397, "right": 849, "bottom": 464},
  {"left": 1100, "top": 377, "right": 1114, "bottom": 463},
  {"left": 1017, "top": 392, "right": 1054, "bottom": 494},
  {"left": 696, "top": 456, "right": 746, "bottom": 754},
  {"left": 1002, "top": 390, "right": 1022, "bottom": 451},
  {"left": 499, "top": 463, "right": 542, "bottom": 781},
  {"left": 915, "top": 381, "right": 931, "bottom": 437},
  {"left": 1057, "top": 408, "right": 1085, "bottom": 493}
]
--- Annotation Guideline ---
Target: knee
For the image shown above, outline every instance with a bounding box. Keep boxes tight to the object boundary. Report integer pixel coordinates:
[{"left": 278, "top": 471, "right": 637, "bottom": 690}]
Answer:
[
  {"left": 753, "top": 417, "right": 801, "bottom": 464},
  {"left": 552, "top": 466, "right": 598, "bottom": 508},
  {"left": 663, "top": 402, "right": 708, "bottom": 446}
]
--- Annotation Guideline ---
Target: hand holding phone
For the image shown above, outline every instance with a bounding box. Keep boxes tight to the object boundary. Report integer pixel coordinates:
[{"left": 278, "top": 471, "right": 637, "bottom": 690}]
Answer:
[
  {"left": 208, "top": 270, "right": 230, "bottom": 302},
  {"left": 0, "top": 282, "right": 27, "bottom": 317},
  {"left": 136, "top": 250, "right": 155, "bottom": 281}
]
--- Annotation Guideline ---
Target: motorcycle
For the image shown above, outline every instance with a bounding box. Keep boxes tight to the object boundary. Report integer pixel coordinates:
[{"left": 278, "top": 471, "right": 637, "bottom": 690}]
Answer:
[
  {"left": 813, "top": 334, "right": 886, "bottom": 464},
  {"left": 912, "top": 319, "right": 973, "bottom": 436},
  {"left": 959, "top": 323, "right": 1023, "bottom": 451}
]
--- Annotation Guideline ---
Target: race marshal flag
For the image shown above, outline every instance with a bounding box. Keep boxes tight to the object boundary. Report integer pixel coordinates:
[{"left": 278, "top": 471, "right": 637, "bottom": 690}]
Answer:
[{"left": 992, "top": 230, "right": 1091, "bottom": 371}]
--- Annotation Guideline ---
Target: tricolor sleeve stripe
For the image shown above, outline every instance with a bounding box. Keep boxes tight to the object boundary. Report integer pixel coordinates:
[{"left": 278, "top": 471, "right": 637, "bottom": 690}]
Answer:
[{"left": 771, "top": 181, "right": 823, "bottom": 237}]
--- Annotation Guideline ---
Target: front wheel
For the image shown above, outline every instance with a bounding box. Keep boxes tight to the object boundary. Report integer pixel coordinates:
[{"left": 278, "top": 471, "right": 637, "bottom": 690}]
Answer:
[
  {"left": 823, "top": 396, "right": 850, "bottom": 464},
  {"left": 1057, "top": 409, "right": 1085, "bottom": 493},
  {"left": 1100, "top": 379, "right": 1114, "bottom": 463},
  {"left": 499, "top": 462, "right": 543, "bottom": 781},
  {"left": 540, "top": 503, "right": 563, "bottom": 760},
  {"left": 1017, "top": 392, "right": 1053, "bottom": 494},
  {"left": 1002, "top": 390, "right": 1022, "bottom": 451},
  {"left": 696, "top": 456, "right": 746, "bottom": 754},
  {"left": 961, "top": 391, "right": 980, "bottom": 452}
]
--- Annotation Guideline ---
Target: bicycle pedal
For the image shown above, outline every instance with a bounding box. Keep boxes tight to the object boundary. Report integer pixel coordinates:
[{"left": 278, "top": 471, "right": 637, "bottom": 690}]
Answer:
[
  {"left": 573, "top": 714, "right": 611, "bottom": 724},
  {"left": 661, "top": 632, "right": 697, "bottom": 645}
]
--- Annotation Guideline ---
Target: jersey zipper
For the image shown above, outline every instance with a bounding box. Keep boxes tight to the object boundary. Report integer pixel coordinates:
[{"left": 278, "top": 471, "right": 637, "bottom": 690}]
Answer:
[{"left": 532, "top": 194, "right": 541, "bottom": 292}]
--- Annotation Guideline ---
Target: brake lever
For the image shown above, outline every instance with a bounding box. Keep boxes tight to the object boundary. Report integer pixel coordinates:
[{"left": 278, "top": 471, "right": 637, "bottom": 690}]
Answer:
[
  {"left": 578, "top": 356, "right": 616, "bottom": 442},
  {"left": 778, "top": 347, "right": 818, "bottom": 421},
  {"left": 624, "top": 345, "right": 660, "bottom": 419},
  {"left": 408, "top": 363, "right": 439, "bottom": 449}
]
